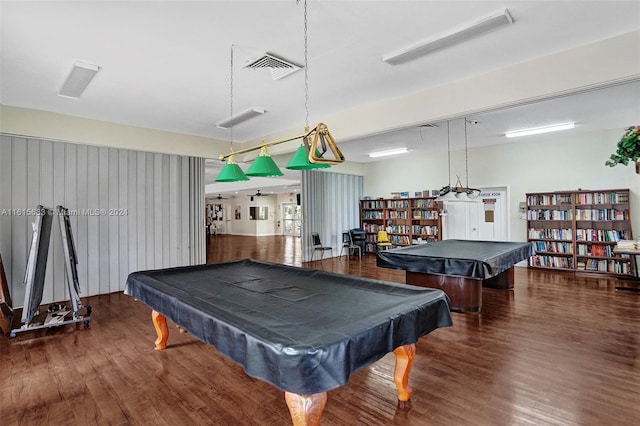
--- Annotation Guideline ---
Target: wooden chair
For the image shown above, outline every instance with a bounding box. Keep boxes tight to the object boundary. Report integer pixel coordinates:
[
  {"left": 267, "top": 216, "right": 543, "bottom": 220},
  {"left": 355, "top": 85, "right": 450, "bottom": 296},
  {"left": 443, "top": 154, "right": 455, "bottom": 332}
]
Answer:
[
  {"left": 377, "top": 230, "right": 393, "bottom": 251},
  {"left": 311, "top": 232, "right": 333, "bottom": 261}
]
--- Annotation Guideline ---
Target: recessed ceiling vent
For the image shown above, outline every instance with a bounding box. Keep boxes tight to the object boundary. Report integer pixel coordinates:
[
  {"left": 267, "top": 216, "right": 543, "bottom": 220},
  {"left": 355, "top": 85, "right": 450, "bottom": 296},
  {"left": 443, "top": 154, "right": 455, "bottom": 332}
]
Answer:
[{"left": 243, "top": 52, "right": 302, "bottom": 80}]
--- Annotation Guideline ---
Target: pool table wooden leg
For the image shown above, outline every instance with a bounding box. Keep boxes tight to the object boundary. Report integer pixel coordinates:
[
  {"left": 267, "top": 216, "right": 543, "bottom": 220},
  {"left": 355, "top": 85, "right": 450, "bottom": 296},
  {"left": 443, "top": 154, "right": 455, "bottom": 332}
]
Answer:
[
  {"left": 393, "top": 343, "right": 416, "bottom": 401},
  {"left": 284, "top": 391, "right": 327, "bottom": 426},
  {"left": 151, "top": 310, "right": 168, "bottom": 350}
]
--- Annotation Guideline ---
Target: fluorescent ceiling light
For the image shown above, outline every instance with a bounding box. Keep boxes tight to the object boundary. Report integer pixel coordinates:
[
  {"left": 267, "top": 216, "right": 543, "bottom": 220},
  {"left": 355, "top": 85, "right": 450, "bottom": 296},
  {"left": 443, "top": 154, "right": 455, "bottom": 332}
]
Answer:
[
  {"left": 383, "top": 9, "right": 514, "bottom": 65},
  {"left": 369, "top": 147, "right": 409, "bottom": 158},
  {"left": 216, "top": 107, "right": 266, "bottom": 129},
  {"left": 505, "top": 122, "right": 575, "bottom": 138},
  {"left": 58, "top": 61, "right": 100, "bottom": 99}
]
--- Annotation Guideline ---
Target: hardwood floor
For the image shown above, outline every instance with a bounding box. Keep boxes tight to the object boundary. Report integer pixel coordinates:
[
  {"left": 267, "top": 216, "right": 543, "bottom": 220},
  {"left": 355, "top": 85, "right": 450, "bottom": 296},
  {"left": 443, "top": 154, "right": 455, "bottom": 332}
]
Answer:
[{"left": 2, "top": 235, "right": 639, "bottom": 425}]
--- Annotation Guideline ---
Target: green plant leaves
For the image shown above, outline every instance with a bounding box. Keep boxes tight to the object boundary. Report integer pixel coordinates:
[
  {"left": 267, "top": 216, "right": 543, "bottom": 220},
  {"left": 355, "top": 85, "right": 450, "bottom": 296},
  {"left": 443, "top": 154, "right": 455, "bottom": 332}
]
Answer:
[{"left": 605, "top": 125, "right": 640, "bottom": 167}]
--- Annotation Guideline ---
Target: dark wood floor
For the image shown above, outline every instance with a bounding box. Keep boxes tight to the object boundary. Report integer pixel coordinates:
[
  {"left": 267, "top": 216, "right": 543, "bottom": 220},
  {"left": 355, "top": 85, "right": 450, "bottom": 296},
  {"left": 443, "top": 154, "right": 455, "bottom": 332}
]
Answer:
[{"left": 2, "top": 235, "right": 639, "bottom": 425}]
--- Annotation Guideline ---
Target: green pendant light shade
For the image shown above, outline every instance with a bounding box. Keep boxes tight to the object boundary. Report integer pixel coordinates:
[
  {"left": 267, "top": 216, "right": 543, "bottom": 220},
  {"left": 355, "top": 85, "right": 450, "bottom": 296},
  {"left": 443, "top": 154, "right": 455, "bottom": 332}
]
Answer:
[
  {"left": 285, "top": 145, "right": 331, "bottom": 170},
  {"left": 245, "top": 147, "right": 284, "bottom": 177},
  {"left": 215, "top": 156, "right": 249, "bottom": 182}
]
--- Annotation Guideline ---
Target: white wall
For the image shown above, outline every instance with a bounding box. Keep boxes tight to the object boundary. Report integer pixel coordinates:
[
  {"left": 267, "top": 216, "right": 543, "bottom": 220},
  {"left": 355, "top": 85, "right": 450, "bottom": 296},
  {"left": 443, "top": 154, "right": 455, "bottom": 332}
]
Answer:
[
  {"left": 209, "top": 194, "right": 283, "bottom": 236},
  {"left": 363, "top": 129, "right": 639, "bottom": 242}
]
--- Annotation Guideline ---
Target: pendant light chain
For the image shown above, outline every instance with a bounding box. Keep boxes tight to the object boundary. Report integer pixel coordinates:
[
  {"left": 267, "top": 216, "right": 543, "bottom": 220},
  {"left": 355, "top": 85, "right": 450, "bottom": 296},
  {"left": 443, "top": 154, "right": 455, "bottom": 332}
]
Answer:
[
  {"left": 464, "top": 117, "right": 469, "bottom": 188},
  {"left": 303, "top": 0, "right": 309, "bottom": 129},
  {"left": 447, "top": 121, "right": 452, "bottom": 187},
  {"left": 229, "top": 45, "right": 234, "bottom": 150}
]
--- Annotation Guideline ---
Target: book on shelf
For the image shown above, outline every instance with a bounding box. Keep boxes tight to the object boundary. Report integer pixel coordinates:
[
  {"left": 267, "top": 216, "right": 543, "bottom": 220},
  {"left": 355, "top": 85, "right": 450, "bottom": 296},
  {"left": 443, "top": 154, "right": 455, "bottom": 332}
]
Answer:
[
  {"left": 360, "top": 195, "right": 442, "bottom": 253},
  {"left": 526, "top": 188, "right": 632, "bottom": 276},
  {"left": 616, "top": 240, "right": 637, "bottom": 250}
]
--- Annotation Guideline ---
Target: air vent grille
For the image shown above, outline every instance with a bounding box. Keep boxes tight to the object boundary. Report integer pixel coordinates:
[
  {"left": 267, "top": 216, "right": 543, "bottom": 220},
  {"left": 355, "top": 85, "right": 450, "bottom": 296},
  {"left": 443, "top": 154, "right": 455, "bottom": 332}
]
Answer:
[{"left": 244, "top": 52, "right": 302, "bottom": 80}]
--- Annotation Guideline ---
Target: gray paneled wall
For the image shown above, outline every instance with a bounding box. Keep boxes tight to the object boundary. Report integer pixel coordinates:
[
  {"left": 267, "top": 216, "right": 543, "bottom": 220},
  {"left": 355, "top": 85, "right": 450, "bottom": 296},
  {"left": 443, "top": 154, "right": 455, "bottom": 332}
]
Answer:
[
  {"left": 0, "top": 135, "right": 205, "bottom": 308},
  {"left": 301, "top": 170, "right": 363, "bottom": 261}
]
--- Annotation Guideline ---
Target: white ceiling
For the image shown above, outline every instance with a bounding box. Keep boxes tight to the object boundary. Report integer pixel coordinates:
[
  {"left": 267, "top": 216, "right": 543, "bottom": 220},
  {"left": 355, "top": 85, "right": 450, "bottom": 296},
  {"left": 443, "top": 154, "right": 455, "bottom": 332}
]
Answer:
[{"left": 2, "top": 1, "right": 639, "bottom": 198}]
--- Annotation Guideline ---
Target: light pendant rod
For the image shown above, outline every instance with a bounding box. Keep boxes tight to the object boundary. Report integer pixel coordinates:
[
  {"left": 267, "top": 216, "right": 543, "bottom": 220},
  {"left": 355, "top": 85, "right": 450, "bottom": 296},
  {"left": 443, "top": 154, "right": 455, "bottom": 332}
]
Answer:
[
  {"left": 218, "top": 133, "right": 305, "bottom": 161},
  {"left": 435, "top": 121, "right": 453, "bottom": 201},
  {"left": 229, "top": 45, "right": 234, "bottom": 150},
  {"left": 457, "top": 117, "right": 480, "bottom": 201},
  {"left": 447, "top": 120, "right": 451, "bottom": 187},
  {"left": 214, "top": 45, "right": 249, "bottom": 183},
  {"left": 464, "top": 117, "right": 469, "bottom": 188},
  {"left": 217, "top": 123, "right": 344, "bottom": 165},
  {"left": 303, "top": 0, "right": 309, "bottom": 128}
]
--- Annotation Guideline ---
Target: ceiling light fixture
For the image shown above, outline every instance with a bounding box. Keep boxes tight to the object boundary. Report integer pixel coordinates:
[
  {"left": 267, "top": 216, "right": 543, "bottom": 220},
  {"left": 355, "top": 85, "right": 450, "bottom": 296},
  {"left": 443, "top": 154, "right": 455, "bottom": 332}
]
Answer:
[
  {"left": 214, "top": 155, "right": 249, "bottom": 182},
  {"left": 245, "top": 145, "right": 284, "bottom": 177},
  {"left": 368, "top": 147, "right": 409, "bottom": 158},
  {"left": 505, "top": 122, "right": 576, "bottom": 138},
  {"left": 216, "top": 107, "right": 266, "bottom": 129},
  {"left": 58, "top": 61, "right": 100, "bottom": 99},
  {"left": 436, "top": 119, "right": 481, "bottom": 202},
  {"left": 215, "top": 0, "right": 344, "bottom": 180},
  {"left": 383, "top": 9, "right": 514, "bottom": 65}
]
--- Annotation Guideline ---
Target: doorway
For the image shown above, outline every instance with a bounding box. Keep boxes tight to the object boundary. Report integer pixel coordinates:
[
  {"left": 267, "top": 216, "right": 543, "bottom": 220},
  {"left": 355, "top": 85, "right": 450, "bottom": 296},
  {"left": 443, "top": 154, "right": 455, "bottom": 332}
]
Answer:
[
  {"left": 443, "top": 186, "right": 509, "bottom": 241},
  {"left": 282, "top": 203, "right": 301, "bottom": 237}
]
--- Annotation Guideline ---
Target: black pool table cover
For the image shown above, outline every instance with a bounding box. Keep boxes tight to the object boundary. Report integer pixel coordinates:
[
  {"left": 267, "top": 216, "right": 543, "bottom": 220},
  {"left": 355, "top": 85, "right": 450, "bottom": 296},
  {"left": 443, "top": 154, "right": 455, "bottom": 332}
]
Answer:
[
  {"left": 377, "top": 239, "right": 534, "bottom": 278},
  {"left": 124, "top": 259, "right": 452, "bottom": 395}
]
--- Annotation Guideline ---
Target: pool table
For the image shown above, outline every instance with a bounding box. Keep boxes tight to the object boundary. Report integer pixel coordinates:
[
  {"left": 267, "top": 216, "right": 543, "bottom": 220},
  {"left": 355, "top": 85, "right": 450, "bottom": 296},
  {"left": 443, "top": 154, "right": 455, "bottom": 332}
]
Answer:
[
  {"left": 124, "top": 259, "right": 452, "bottom": 426},
  {"left": 377, "top": 239, "right": 535, "bottom": 313}
]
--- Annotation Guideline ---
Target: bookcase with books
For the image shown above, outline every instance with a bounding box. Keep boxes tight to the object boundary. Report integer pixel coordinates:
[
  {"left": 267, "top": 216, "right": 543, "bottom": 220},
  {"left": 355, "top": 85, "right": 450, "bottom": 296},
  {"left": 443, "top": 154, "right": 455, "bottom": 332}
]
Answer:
[
  {"left": 526, "top": 188, "right": 633, "bottom": 276},
  {"left": 360, "top": 196, "right": 441, "bottom": 252}
]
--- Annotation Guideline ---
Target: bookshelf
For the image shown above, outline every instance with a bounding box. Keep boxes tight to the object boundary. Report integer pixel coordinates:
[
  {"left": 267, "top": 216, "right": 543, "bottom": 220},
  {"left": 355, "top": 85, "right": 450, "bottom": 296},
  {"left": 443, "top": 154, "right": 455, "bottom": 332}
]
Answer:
[
  {"left": 526, "top": 189, "right": 633, "bottom": 276},
  {"left": 360, "top": 197, "right": 441, "bottom": 252}
]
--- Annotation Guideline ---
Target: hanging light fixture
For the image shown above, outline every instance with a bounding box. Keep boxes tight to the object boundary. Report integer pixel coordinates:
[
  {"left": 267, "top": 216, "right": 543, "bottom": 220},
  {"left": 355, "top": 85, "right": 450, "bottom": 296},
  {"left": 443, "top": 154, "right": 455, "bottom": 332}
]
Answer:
[
  {"left": 436, "top": 118, "right": 480, "bottom": 202},
  {"left": 215, "top": 155, "right": 249, "bottom": 182},
  {"left": 215, "top": 45, "right": 249, "bottom": 182},
  {"left": 215, "top": 0, "right": 343, "bottom": 177},
  {"left": 286, "top": 143, "right": 330, "bottom": 170},
  {"left": 286, "top": 0, "right": 334, "bottom": 171},
  {"left": 245, "top": 145, "right": 284, "bottom": 176}
]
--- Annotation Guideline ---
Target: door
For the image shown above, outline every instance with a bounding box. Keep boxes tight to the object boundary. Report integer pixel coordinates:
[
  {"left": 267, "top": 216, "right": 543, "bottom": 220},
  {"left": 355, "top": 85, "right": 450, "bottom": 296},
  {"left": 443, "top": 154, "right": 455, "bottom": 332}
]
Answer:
[
  {"left": 476, "top": 189, "right": 507, "bottom": 241},
  {"left": 282, "top": 203, "right": 301, "bottom": 237},
  {"left": 443, "top": 187, "right": 508, "bottom": 241}
]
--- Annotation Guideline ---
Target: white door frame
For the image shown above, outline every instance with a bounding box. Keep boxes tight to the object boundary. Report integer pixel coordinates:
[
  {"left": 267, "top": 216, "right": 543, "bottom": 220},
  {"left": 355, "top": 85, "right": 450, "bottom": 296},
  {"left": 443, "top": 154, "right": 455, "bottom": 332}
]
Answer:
[{"left": 442, "top": 185, "right": 510, "bottom": 241}]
